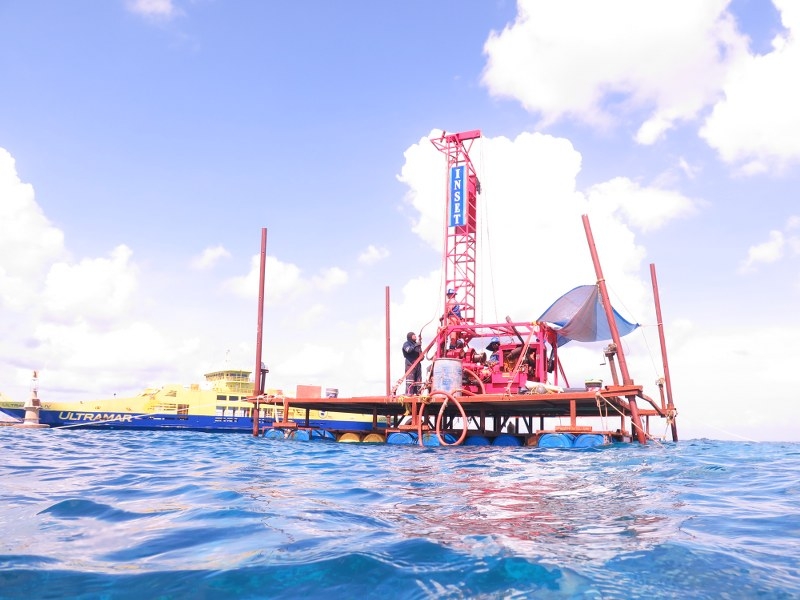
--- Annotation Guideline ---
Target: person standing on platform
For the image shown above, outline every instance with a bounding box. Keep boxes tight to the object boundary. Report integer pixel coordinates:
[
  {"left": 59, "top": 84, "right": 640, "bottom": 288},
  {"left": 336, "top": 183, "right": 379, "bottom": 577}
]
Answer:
[
  {"left": 444, "top": 288, "right": 463, "bottom": 348},
  {"left": 402, "top": 331, "right": 423, "bottom": 395}
]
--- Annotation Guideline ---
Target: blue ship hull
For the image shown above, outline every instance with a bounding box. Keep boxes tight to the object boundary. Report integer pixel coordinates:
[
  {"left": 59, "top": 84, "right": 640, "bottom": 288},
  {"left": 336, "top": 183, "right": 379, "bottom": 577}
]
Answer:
[{"left": 0, "top": 408, "right": 382, "bottom": 433}]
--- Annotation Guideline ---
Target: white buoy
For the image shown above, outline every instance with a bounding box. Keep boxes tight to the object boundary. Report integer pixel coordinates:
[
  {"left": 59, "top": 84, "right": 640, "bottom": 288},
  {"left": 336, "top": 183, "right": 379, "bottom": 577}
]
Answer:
[{"left": 15, "top": 370, "right": 49, "bottom": 429}]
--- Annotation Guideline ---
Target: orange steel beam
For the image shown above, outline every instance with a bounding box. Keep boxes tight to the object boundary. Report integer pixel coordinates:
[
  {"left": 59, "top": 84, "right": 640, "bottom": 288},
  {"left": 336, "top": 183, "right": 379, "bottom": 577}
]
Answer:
[
  {"left": 385, "top": 286, "right": 391, "bottom": 397},
  {"left": 581, "top": 215, "right": 646, "bottom": 444},
  {"left": 650, "top": 263, "right": 678, "bottom": 442},
  {"left": 251, "top": 227, "right": 267, "bottom": 437}
]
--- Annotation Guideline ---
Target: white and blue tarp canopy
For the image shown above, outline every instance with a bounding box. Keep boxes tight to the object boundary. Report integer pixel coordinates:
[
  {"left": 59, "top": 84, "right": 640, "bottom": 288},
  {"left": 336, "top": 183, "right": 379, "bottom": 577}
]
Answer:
[{"left": 537, "top": 285, "right": 639, "bottom": 347}]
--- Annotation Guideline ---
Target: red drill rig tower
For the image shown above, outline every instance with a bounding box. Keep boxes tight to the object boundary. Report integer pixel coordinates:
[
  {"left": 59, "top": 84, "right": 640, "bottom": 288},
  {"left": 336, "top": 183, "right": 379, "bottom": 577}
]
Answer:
[{"left": 430, "top": 129, "right": 482, "bottom": 326}]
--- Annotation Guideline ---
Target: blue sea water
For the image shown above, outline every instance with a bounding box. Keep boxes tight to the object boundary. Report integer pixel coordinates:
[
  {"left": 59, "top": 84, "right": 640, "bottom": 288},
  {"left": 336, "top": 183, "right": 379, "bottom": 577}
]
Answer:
[{"left": 1, "top": 430, "right": 798, "bottom": 599}]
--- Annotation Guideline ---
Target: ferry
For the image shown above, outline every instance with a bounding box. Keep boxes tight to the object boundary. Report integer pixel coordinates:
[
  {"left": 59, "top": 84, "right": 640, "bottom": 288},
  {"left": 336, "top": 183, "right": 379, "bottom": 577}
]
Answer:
[
  {"left": 0, "top": 369, "right": 384, "bottom": 433},
  {"left": 254, "top": 129, "right": 679, "bottom": 447},
  {"left": 0, "top": 392, "right": 21, "bottom": 425}
]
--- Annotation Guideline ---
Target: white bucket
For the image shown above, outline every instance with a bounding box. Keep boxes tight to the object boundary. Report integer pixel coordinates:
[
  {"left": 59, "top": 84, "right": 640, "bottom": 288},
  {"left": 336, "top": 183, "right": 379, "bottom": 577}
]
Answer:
[
  {"left": 432, "top": 358, "right": 463, "bottom": 395},
  {"left": 585, "top": 379, "right": 603, "bottom": 391}
]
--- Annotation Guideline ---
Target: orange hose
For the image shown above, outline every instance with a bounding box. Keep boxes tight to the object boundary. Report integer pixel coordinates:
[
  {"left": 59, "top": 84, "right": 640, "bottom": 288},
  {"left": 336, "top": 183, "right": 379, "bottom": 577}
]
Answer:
[{"left": 426, "top": 389, "right": 468, "bottom": 446}]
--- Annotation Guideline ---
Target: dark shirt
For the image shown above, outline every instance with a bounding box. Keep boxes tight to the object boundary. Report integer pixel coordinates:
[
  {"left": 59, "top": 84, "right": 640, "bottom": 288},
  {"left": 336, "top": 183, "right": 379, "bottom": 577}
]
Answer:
[
  {"left": 402, "top": 340, "right": 422, "bottom": 368},
  {"left": 402, "top": 338, "right": 423, "bottom": 394}
]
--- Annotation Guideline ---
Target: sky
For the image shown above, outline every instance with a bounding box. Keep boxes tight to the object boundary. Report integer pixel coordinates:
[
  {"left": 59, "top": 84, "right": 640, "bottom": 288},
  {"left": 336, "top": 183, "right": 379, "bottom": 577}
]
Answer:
[{"left": 1, "top": 0, "right": 799, "bottom": 441}]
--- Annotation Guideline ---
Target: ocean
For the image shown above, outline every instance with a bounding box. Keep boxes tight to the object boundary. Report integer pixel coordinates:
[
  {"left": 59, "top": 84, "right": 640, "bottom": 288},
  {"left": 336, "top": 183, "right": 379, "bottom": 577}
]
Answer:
[{"left": 1, "top": 430, "right": 798, "bottom": 599}]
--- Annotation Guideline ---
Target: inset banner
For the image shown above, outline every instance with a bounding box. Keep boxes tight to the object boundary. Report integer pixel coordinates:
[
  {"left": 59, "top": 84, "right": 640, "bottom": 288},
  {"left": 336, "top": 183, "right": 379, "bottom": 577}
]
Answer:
[{"left": 449, "top": 165, "right": 465, "bottom": 227}]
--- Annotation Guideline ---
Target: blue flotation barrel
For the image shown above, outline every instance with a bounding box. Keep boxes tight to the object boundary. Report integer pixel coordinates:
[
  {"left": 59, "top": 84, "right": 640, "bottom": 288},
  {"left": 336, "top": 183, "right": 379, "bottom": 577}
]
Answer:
[
  {"left": 310, "top": 429, "right": 336, "bottom": 442},
  {"left": 537, "top": 433, "right": 576, "bottom": 448},
  {"left": 573, "top": 433, "right": 606, "bottom": 448},
  {"left": 263, "top": 428, "right": 286, "bottom": 440},
  {"left": 386, "top": 431, "right": 418, "bottom": 445},
  {"left": 493, "top": 434, "right": 522, "bottom": 446},
  {"left": 288, "top": 429, "right": 310, "bottom": 441},
  {"left": 421, "top": 432, "right": 457, "bottom": 446},
  {"left": 463, "top": 435, "right": 491, "bottom": 446}
]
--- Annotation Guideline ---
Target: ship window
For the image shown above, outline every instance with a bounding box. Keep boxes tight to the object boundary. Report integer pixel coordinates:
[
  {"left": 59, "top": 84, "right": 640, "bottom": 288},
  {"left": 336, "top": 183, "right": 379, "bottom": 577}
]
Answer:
[
  {"left": 229, "top": 396, "right": 239, "bottom": 402},
  {"left": 216, "top": 394, "right": 226, "bottom": 401},
  {"left": 216, "top": 406, "right": 225, "bottom": 416}
]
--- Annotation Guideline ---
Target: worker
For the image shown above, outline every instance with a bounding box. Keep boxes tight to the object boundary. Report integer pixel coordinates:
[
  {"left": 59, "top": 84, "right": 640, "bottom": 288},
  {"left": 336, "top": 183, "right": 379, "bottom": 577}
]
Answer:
[
  {"left": 444, "top": 289, "right": 463, "bottom": 348},
  {"left": 402, "top": 331, "right": 422, "bottom": 395},
  {"left": 485, "top": 337, "right": 501, "bottom": 364}
]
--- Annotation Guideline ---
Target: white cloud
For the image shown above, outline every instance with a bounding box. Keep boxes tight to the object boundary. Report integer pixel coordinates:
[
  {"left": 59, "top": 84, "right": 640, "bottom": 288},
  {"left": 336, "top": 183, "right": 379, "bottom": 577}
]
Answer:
[
  {"left": 481, "top": 0, "right": 747, "bottom": 143},
  {"left": 223, "top": 255, "right": 347, "bottom": 301},
  {"left": 312, "top": 267, "right": 348, "bottom": 291},
  {"left": 191, "top": 245, "right": 231, "bottom": 270},
  {"left": 788, "top": 220, "right": 800, "bottom": 255},
  {"left": 42, "top": 245, "right": 138, "bottom": 325},
  {"left": 676, "top": 157, "right": 699, "bottom": 180},
  {"left": 224, "top": 254, "right": 298, "bottom": 300},
  {"left": 292, "top": 304, "right": 328, "bottom": 330},
  {"left": 667, "top": 322, "right": 800, "bottom": 442},
  {"left": 481, "top": 0, "right": 800, "bottom": 175},
  {"left": 0, "top": 147, "right": 209, "bottom": 402},
  {"left": 0, "top": 149, "right": 67, "bottom": 311},
  {"left": 357, "top": 244, "right": 389, "bottom": 266},
  {"left": 126, "top": 0, "right": 181, "bottom": 20},
  {"left": 739, "top": 215, "right": 800, "bottom": 272},
  {"left": 32, "top": 320, "right": 199, "bottom": 395},
  {"left": 740, "top": 230, "right": 784, "bottom": 273},
  {"left": 586, "top": 177, "right": 698, "bottom": 233},
  {"left": 699, "top": 1, "right": 800, "bottom": 174},
  {"left": 397, "top": 134, "right": 445, "bottom": 246}
]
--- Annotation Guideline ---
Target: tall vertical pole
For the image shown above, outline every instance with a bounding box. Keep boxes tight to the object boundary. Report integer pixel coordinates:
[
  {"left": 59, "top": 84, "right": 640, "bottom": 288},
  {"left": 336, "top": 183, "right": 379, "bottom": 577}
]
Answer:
[
  {"left": 581, "top": 215, "right": 646, "bottom": 444},
  {"left": 650, "top": 263, "right": 678, "bottom": 441},
  {"left": 252, "top": 228, "right": 267, "bottom": 437},
  {"left": 385, "top": 286, "right": 391, "bottom": 397}
]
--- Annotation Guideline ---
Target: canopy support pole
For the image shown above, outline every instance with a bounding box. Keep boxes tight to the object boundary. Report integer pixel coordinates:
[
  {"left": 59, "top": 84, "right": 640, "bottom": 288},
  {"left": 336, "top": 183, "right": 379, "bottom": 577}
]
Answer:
[
  {"left": 582, "top": 215, "right": 647, "bottom": 444},
  {"left": 650, "top": 263, "right": 678, "bottom": 442}
]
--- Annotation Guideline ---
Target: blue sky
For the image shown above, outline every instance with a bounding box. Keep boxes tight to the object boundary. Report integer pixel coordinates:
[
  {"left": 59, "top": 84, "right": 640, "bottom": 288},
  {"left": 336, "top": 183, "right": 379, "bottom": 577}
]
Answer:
[{"left": 1, "top": 0, "right": 799, "bottom": 441}]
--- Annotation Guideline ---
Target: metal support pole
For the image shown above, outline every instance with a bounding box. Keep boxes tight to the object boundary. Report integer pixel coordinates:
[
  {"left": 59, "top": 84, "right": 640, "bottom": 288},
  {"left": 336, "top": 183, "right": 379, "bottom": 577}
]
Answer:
[
  {"left": 252, "top": 228, "right": 267, "bottom": 437},
  {"left": 650, "top": 263, "right": 678, "bottom": 441},
  {"left": 385, "top": 286, "right": 391, "bottom": 397},
  {"left": 582, "top": 215, "right": 646, "bottom": 444}
]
